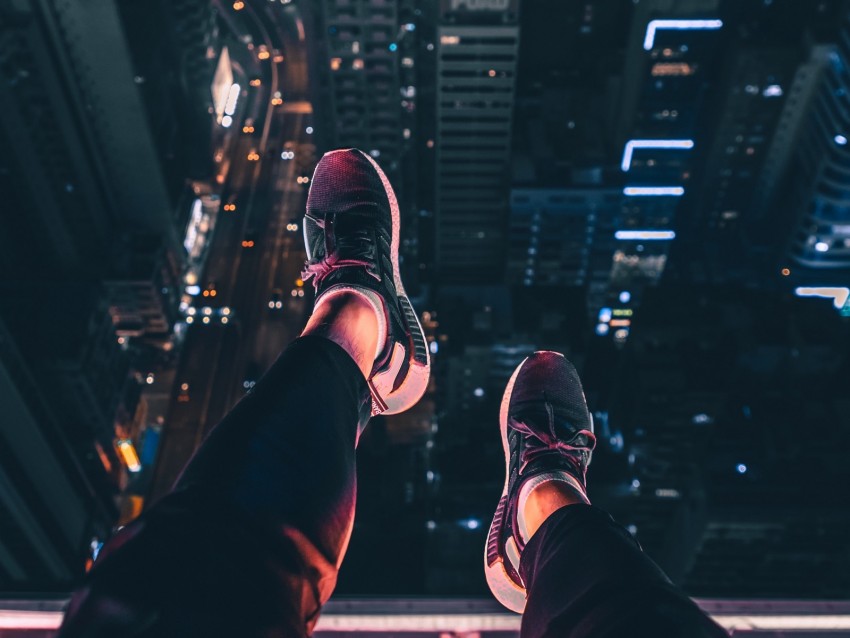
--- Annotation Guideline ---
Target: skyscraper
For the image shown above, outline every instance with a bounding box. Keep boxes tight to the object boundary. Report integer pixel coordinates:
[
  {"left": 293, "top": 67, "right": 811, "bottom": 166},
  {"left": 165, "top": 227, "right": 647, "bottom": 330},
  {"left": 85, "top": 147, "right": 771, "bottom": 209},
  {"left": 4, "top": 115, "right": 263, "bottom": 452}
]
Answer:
[
  {"left": 683, "top": 44, "right": 797, "bottom": 284},
  {"left": 311, "top": 0, "right": 407, "bottom": 171},
  {"left": 0, "top": 0, "right": 218, "bottom": 591},
  {"left": 307, "top": 0, "right": 425, "bottom": 284},
  {"left": 772, "top": 19, "right": 850, "bottom": 274},
  {"left": 597, "top": 0, "right": 726, "bottom": 339},
  {"left": 508, "top": 188, "right": 622, "bottom": 288},
  {"left": 0, "top": 305, "right": 120, "bottom": 590},
  {"left": 434, "top": 0, "right": 520, "bottom": 283}
]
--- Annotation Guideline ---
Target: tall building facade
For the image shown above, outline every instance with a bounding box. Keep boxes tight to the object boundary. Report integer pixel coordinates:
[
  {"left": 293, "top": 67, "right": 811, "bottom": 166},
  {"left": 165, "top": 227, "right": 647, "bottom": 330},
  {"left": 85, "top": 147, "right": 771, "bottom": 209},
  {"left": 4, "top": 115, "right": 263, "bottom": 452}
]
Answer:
[
  {"left": 683, "top": 44, "right": 798, "bottom": 284},
  {"left": 312, "top": 0, "right": 408, "bottom": 173},
  {"left": 590, "top": 0, "right": 726, "bottom": 339},
  {"left": 0, "top": 302, "right": 122, "bottom": 591},
  {"left": 777, "top": 20, "right": 850, "bottom": 273},
  {"left": 0, "top": 0, "right": 218, "bottom": 591},
  {"left": 308, "top": 0, "right": 426, "bottom": 286},
  {"left": 434, "top": 0, "right": 520, "bottom": 283},
  {"left": 0, "top": 0, "right": 219, "bottom": 343},
  {"left": 508, "top": 188, "right": 622, "bottom": 288},
  {"left": 739, "top": 8, "right": 850, "bottom": 314},
  {"left": 0, "top": 0, "right": 186, "bottom": 278}
]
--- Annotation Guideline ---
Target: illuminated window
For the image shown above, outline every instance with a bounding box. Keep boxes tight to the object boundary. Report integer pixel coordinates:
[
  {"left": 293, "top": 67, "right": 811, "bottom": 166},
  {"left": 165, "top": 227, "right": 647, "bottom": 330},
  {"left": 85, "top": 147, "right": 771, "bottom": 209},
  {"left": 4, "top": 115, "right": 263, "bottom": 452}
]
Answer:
[{"left": 651, "top": 62, "right": 695, "bottom": 76}]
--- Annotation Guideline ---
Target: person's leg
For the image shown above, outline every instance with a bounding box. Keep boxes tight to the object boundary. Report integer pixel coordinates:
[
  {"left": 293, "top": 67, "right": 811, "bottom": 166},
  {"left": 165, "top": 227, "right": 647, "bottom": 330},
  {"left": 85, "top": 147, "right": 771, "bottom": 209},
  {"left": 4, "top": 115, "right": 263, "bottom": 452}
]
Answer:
[
  {"left": 484, "top": 352, "right": 727, "bottom": 638},
  {"left": 59, "top": 333, "right": 369, "bottom": 638},
  {"left": 59, "top": 149, "right": 430, "bottom": 637},
  {"left": 520, "top": 502, "right": 727, "bottom": 638}
]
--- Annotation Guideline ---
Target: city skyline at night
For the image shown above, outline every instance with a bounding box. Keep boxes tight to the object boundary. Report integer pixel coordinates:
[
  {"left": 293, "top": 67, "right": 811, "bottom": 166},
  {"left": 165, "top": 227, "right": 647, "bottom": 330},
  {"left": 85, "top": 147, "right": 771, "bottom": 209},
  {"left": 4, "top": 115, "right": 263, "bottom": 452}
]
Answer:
[{"left": 1, "top": 0, "right": 850, "bottom": 635}]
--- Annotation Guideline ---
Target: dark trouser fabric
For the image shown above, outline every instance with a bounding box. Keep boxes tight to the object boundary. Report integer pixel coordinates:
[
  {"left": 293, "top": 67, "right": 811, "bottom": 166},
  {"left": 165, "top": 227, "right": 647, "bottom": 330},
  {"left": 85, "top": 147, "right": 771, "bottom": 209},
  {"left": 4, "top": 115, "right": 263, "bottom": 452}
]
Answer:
[
  {"left": 59, "top": 336, "right": 370, "bottom": 638},
  {"left": 520, "top": 504, "right": 728, "bottom": 638},
  {"left": 60, "top": 336, "right": 726, "bottom": 638}
]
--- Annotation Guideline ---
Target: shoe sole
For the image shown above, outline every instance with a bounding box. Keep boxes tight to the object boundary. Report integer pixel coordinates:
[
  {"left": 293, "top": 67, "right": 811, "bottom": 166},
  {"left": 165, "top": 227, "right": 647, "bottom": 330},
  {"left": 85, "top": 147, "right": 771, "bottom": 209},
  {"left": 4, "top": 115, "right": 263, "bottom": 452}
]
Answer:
[
  {"left": 350, "top": 150, "right": 430, "bottom": 415},
  {"left": 484, "top": 354, "right": 532, "bottom": 614}
]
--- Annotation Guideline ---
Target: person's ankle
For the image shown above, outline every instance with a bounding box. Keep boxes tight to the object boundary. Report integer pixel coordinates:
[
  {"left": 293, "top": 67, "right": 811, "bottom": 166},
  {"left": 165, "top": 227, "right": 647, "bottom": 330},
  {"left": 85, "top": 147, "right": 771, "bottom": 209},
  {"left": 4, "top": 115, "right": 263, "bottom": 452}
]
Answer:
[
  {"left": 518, "top": 474, "right": 589, "bottom": 541},
  {"left": 301, "top": 290, "right": 381, "bottom": 377}
]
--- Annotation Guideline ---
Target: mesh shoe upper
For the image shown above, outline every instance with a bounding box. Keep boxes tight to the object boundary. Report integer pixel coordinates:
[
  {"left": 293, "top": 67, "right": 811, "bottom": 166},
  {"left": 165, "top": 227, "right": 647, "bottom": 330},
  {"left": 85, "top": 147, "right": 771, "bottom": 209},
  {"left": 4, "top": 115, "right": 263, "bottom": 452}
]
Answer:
[
  {"left": 505, "top": 353, "right": 596, "bottom": 552},
  {"left": 486, "top": 352, "right": 597, "bottom": 610},
  {"left": 300, "top": 149, "right": 430, "bottom": 417},
  {"left": 301, "top": 149, "right": 404, "bottom": 375}
]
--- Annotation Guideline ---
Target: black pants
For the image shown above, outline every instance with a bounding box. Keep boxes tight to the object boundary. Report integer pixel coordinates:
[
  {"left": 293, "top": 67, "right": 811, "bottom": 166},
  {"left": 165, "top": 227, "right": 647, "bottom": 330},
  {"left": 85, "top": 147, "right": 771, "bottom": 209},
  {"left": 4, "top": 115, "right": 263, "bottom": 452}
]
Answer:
[{"left": 59, "top": 337, "right": 727, "bottom": 637}]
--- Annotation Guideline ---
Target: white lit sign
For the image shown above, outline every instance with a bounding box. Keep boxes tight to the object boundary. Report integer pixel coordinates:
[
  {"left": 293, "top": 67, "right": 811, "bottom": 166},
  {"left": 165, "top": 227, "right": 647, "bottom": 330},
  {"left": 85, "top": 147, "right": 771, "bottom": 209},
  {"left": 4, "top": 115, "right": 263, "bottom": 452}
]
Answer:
[
  {"left": 643, "top": 19, "right": 723, "bottom": 51},
  {"left": 623, "top": 186, "right": 685, "bottom": 196},
  {"left": 794, "top": 287, "right": 850, "bottom": 309},
  {"left": 615, "top": 230, "right": 676, "bottom": 240},
  {"left": 621, "top": 139, "right": 694, "bottom": 172}
]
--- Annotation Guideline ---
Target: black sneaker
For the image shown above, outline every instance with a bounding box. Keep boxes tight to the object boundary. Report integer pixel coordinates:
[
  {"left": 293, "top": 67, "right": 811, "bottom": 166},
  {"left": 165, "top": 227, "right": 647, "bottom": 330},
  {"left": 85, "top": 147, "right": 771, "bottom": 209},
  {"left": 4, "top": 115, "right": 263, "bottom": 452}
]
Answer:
[
  {"left": 301, "top": 148, "right": 430, "bottom": 417},
  {"left": 485, "top": 351, "right": 596, "bottom": 613}
]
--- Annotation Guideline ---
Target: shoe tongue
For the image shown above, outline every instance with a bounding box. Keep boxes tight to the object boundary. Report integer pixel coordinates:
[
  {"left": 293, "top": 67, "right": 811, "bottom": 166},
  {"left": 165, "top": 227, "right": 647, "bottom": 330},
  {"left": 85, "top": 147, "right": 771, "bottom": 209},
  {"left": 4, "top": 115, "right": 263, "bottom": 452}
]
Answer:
[{"left": 333, "top": 211, "right": 376, "bottom": 261}]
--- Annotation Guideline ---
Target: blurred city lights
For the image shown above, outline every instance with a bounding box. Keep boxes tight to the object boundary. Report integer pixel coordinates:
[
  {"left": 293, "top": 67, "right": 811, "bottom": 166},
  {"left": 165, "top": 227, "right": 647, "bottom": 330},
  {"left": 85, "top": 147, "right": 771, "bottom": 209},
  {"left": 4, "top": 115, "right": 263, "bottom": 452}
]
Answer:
[
  {"left": 224, "top": 83, "right": 241, "bottom": 116},
  {"left": 460, "top": 518, "right": 480, "bottom": 530},
  {"left": 116, "top": 440, "right": 141, "bottom": 473}
]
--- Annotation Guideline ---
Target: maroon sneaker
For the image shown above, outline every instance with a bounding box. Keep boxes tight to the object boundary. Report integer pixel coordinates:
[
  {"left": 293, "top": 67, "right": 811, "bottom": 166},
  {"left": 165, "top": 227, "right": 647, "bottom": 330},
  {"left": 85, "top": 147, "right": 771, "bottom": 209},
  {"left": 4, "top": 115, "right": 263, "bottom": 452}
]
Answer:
[
  {"left": 301, "top": 148, "right": 430, "bottom": 416},
  {"left": 485, "top": 351, "right": 596, "bottom": 612}
]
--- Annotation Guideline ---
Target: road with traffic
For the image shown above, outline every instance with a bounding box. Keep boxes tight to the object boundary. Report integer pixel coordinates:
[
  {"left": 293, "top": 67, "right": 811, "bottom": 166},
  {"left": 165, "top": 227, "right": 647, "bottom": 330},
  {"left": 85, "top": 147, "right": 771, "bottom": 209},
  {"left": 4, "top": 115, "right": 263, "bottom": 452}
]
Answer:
[{"left": 148, "top": 0, "right": 317, "bottom": 502}]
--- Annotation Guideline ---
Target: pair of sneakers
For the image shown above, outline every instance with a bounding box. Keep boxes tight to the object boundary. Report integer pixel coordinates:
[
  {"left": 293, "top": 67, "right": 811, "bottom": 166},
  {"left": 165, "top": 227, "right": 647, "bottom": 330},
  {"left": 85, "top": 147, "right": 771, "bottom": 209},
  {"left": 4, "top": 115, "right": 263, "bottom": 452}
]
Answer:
[{"left": 301, "top": 149, "right": 597, "bottom": 613}]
